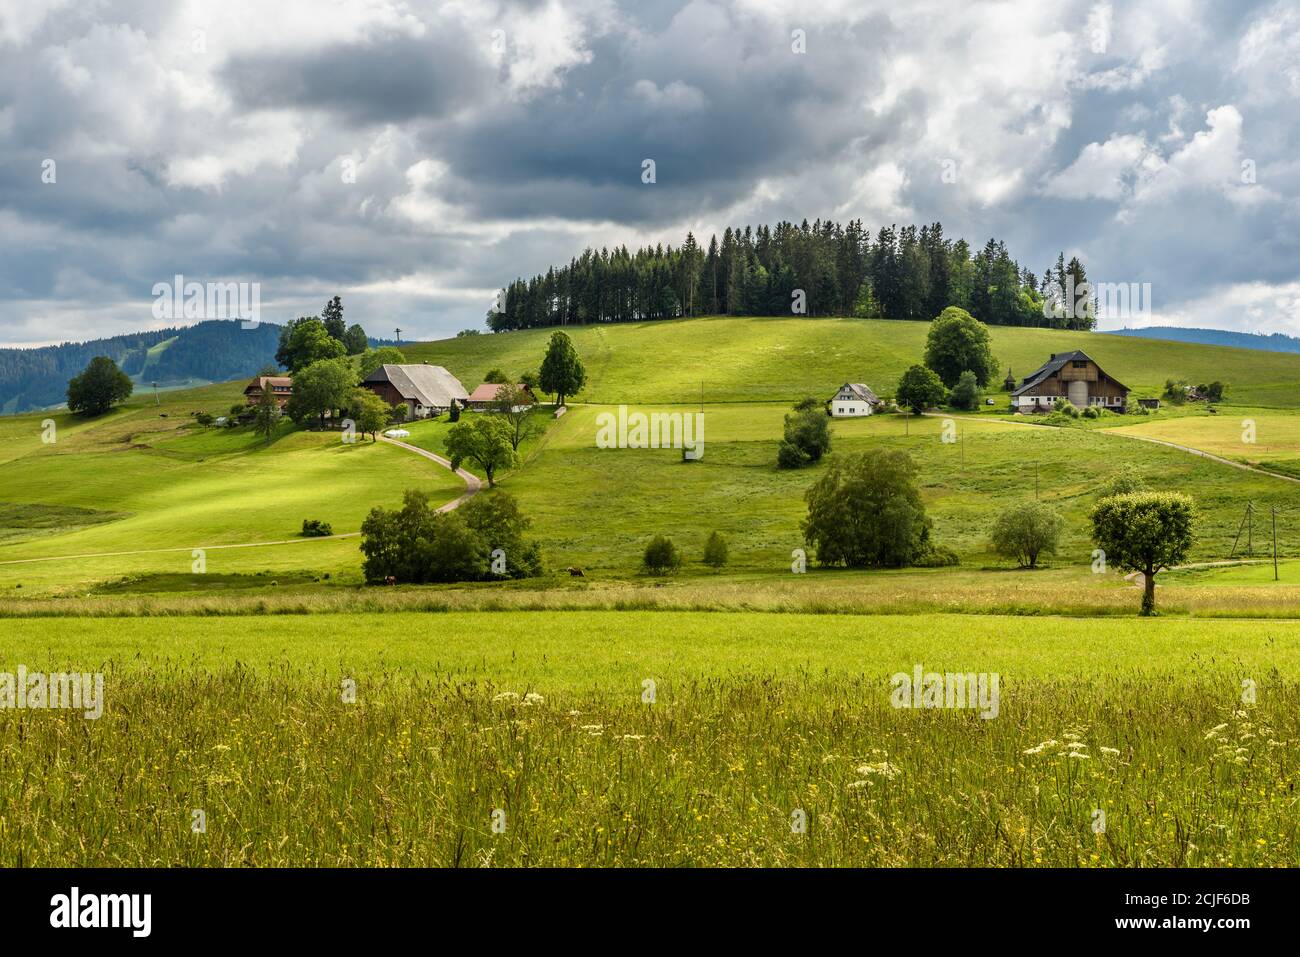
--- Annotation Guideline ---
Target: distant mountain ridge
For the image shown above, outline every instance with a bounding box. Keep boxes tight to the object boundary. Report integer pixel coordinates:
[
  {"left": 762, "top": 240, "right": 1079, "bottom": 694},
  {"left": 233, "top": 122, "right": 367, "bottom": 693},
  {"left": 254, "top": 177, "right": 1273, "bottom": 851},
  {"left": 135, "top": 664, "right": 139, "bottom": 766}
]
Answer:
[
  {"left": 0, "top": 320, "right": 284, "bottom": 414},
  {"left": 1106, "top": 326, "right": 1300, "bottom": 353}
]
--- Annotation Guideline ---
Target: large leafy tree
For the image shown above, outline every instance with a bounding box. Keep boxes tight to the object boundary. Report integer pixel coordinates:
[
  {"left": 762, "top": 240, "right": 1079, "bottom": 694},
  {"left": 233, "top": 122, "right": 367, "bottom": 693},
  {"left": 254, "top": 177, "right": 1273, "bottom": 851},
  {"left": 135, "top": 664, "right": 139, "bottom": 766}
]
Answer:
[
  {"left": 285, "top": 357, "right": 354, "bottom": 428},
  {"left": 802, "top": 449, "right": 933, "bottom": 568},
  {"left": 66, "top": 356, "right": 133, "bottom": 416},
  {"left": 923, "top": 306, "right": 999, "bottom": 387},
  {"left": 895, "top": 363, "right": 947, "bottom": 414},
  {"left": 459, "top": 491, "right": 543, "bottom": 578},
  {"left": 1091, "top": 492, "right": 1196, "bottom": 615},
  {"left": 539, "top": 331, "right": 586, "bottom": 408},
  {"left": 276, "top": 317, "right": 346, "bottom": 373},
  {"left": 444, "top": 415, "right": 519, "bottom": 487},
  {"left": 360, "top": 491, "right": 489, "bottom": 584}
]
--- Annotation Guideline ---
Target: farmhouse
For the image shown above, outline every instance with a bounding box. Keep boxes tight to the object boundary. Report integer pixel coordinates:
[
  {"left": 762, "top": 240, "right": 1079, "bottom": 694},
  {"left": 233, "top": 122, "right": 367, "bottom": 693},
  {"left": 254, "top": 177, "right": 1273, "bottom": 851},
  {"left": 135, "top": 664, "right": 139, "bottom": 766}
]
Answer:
[
  {"left": 361, "top": 364, "right": 468, "bottom": 419},
  {"left": 1011, "top": 351, "right": 1129, "bottom": 412},
  {"left": 466, "top": 382, "right": 537, "bottom": 412},
  {"left": 243, "top": 375, "right": 292, "bottom": 408},
  {"left": 830, "top": 383, "right": 882, "bottom": 417}
]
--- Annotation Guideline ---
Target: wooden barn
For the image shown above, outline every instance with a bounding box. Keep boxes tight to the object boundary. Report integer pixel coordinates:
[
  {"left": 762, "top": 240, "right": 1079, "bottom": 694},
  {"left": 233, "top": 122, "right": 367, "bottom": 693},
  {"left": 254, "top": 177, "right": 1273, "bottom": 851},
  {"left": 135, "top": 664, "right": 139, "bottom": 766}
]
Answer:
[
  {"left": 1011, "top": 351, "right": 1129, "bottom": 412},
  {"left": 361, "top": 364, "right": 468, "bottom": 419}
]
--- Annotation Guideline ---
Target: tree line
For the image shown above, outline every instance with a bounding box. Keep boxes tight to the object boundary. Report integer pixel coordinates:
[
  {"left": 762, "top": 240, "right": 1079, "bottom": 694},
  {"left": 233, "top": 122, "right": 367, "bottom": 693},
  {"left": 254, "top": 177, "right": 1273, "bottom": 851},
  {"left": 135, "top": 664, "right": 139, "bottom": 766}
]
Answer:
[{"left": 487, "top": 220, "right": 1096, "bottom": 333}]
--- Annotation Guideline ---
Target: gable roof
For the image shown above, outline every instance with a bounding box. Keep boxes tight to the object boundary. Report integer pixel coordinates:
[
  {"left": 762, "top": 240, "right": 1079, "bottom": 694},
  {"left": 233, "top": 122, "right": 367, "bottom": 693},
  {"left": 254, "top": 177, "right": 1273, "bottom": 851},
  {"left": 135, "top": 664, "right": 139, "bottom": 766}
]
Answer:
[
  {"left": 833, "top": 382, "right": 880, "bottom": 404},
  {"left": 364, "top": 364, "right": 468, "bottom": 408},
  {"left": 1011, "top": 351, "right": 1129, "bottom": 396},
  {"left": 245, "top": 375, "right": 291, "bottom": 393},
  {"left": 467, "top": 382, "right": 534, "bottom": 403}
]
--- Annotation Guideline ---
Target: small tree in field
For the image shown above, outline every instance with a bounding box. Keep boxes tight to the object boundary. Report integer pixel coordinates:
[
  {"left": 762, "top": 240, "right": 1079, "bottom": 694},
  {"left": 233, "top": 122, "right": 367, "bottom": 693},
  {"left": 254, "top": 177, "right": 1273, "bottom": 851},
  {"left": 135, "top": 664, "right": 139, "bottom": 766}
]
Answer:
[
  {"left": 1091, "top": 492, "right": 1196, "bottom": 616},
  {"left": 895, "top": 364, "right": 947, "bottom": 414},
  {"left": 990, "top": 501, "right": 1062, "bottom": 568},
  {"left": 702, "top": 531, "right": 729, "bottom": 570},
  {"left": 539, "top": 330, "right": 587, "bottom": 408},
  {"left": 643, "top": 535, "right": 682, "bottom": 574},
  {"left": 348, "top": 388, "right": 392, "bottom": 441},
  {"left": 444, "top": 415, "right": 518, "bottom": 487},
  {"left": 803, "top": 449, "right": 933, "bottom": 568},
  {"left": 253, "top": 381, "right": 281, "bottom": 445}
]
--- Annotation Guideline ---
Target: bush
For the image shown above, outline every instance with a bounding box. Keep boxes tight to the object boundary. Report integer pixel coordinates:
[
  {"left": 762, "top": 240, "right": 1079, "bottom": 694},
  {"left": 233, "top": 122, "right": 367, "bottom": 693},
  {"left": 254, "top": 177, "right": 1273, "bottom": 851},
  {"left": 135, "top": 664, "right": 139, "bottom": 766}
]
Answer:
[
  {"left": 802, "top": 449, "right": 935, "bottom": 568},
  {"left": 643, "top": 535, "right": 682, "bottom": 574},
  {"left": 195, "top": 412, "right": 215, "bottom": 427},
  {"left": 914, "top": 544, "right": 960, "bottom": 567},
  {"left": 1099, "top": 465, "right": 1147, "bottom": 498},
  {"left": 990, "top": 501, "right": 1062, "bottom": 568},
  {"left": 949, "top": 370, "right": 980, "bottom": 411},
  {"left": 360, "top": 489, "right": 541, "bottom": 584},
  {"left": 702, "top": 531, "right": 729, "bottom": 570},
  {"left": 1082, "top": 406, "right": 1098, "bottom": 419},
  {"left": 777, "top": 401, "right": 831, "bottom": 468},
  {"left": 301, "top": 519, "right": 333, "bottom": 537},
  {"left": 777, "top": 439, "right": 810, "bottom": 469}
]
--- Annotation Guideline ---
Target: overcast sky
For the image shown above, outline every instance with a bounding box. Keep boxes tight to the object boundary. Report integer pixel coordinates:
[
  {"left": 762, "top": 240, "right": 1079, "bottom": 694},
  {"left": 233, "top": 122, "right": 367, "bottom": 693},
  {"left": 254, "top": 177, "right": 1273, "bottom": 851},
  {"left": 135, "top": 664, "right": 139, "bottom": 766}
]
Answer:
[{"left": 1, "top": 0, "right": 1298, "bottom": 347}]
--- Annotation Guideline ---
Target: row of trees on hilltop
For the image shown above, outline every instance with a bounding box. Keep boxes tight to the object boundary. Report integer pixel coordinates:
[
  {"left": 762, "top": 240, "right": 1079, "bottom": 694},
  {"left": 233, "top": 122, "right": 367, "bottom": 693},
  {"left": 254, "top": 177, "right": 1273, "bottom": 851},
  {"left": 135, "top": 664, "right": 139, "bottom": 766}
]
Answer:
[{"left": 487, "top": 220, "right": 1095, "bottom": 332}]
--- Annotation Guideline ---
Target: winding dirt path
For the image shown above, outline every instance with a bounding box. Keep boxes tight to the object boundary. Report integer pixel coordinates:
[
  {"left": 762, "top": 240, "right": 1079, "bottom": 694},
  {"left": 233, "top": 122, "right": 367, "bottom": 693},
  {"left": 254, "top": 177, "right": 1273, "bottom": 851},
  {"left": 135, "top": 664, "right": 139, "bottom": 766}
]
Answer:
[{"left": 0, "top": 435, "right": 480, "bottom": 567}]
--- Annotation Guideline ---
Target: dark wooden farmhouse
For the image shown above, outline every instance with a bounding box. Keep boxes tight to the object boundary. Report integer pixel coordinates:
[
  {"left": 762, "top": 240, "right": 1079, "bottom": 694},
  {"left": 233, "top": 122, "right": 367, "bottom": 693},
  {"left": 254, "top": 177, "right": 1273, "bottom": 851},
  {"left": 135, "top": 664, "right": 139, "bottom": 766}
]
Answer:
[
  {"left": 243, "top": 375, "right": 292, "bottom": 408},
  {"left": 361, "top": 363, "right": 468, "bottom": 419},
  {"left": 1011, "top": 351, "right": 1129, "bottom": 412}
]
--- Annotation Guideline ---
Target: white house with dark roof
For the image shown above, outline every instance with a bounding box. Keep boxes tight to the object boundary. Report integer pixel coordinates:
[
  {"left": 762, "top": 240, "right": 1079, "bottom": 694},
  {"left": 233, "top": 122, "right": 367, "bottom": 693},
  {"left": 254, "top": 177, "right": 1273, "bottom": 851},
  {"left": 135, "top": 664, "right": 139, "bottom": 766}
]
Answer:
[{"left": 830, "top": 382, "right": 882, "bottom": 417}]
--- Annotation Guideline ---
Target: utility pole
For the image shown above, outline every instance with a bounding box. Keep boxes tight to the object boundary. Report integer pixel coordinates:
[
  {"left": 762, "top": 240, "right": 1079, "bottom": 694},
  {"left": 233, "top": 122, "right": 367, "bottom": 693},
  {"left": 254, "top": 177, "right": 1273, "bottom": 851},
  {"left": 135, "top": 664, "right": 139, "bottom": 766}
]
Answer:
[
  {"left": 700, "top": 380, "right": 704, "bottom": 414},
  {"left": 1034, "top": 461, "right": 1039, "bottom": 500},
  {"left": 961, "top": 431, "right": 965, "bottom": 471},
  {"left": 1248, "top": 501, "right": 1254, "bottom": 557},
  {"left": 1272, "top": 505, "right": 1279, "bottom": 581},
  {"left": 152, "top": 381, "right": 159, "bottom": 406},
  {"left": 394, "top": 327, "right": 401, "bottom": 345}
]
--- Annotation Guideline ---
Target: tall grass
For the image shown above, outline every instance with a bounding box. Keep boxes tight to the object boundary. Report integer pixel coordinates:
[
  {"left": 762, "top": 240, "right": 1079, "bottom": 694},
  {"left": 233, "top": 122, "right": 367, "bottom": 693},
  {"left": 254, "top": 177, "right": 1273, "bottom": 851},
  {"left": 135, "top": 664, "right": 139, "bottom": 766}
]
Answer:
[{"left": 2, "top": 668, "right": 1295, "bottom": 866}]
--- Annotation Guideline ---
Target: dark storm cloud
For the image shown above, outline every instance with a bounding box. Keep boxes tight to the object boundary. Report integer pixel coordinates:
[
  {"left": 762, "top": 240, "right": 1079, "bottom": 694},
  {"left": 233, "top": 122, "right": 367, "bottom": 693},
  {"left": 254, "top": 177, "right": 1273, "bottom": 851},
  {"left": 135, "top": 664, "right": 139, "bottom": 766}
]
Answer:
[{"left": 221, "top": 30, "right": 493, "bottom": 125}]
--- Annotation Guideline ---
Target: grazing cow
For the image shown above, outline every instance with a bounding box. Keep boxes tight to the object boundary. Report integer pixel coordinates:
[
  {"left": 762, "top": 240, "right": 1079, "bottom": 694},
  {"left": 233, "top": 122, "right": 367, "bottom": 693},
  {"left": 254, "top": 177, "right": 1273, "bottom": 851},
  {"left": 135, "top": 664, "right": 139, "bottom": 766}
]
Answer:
[
  {"left": 384, "top": 575, "right": 397, "bottom": 586},
  {"left": 566, "top": 566, "right": 585, "bottom": 578}
]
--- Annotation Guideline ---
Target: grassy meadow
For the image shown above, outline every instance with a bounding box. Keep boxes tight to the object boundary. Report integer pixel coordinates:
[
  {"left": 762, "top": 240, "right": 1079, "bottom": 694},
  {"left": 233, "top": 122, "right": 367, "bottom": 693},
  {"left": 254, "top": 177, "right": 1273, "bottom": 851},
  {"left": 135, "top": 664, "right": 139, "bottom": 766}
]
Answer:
[{"left": 3, "top": 316, "right": 1300, "bottom": 867}]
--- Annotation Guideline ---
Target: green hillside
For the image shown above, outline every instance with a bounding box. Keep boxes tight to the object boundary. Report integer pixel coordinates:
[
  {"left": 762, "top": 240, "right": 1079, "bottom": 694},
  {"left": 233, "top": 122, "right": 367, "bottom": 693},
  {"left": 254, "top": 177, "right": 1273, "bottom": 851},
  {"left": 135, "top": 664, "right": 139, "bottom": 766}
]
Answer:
[
  {"left": 2, "top": 314, "right": 1299, "bottom": 597},
  {"left": 402, "top": 316, "right": 1300, "bottom": 408}
]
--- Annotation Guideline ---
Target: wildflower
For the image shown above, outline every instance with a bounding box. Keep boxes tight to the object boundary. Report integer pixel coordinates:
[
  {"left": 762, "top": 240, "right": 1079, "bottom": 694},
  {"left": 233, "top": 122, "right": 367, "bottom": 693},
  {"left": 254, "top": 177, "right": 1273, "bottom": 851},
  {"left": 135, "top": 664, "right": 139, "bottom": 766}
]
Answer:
[
  {"left": 523, "top": 693, "right": 545, "bottom": 705},
  {"left": 855, "top": 761, "right": 901, "bottom": 779},
  {"left": 1099, "top": 747, "right": 1120, "bottom": 755},
  {"left": 493, "top": 691, "right": 520, "bottom": 702}
]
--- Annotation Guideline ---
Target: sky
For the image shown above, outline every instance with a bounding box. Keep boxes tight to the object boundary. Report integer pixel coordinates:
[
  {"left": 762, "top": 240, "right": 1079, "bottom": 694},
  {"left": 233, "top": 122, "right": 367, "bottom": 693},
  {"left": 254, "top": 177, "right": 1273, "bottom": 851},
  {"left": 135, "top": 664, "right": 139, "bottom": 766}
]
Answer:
[{"left": 1, "top": 0, "right": 1298, "bottom": 347}]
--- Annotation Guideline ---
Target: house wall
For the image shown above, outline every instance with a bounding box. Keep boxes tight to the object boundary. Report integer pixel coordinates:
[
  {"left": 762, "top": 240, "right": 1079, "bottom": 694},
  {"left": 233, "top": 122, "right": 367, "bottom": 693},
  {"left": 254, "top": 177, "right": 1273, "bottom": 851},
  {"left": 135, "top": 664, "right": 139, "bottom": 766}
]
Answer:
[{"left": 831, "top": 399, "right": 872, "bottom": 417}]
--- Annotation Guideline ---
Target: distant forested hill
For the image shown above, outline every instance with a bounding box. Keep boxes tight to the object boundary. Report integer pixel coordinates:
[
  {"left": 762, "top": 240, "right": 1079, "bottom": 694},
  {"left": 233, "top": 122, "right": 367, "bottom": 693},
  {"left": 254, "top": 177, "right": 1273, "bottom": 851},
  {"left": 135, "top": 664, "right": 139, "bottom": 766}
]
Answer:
[
  {"left": 0, "top": 320, "right": 283, "bottom": 414},
  {"left": 1107, "top": 326, "right": 1300, "bottom": 353}
]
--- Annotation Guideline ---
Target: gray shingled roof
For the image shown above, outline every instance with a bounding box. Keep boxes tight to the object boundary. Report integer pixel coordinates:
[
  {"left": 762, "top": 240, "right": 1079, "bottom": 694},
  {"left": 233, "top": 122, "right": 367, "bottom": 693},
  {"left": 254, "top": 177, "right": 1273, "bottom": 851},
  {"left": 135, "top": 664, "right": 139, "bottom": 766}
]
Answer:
[
  {"left": 834, "top": 382, "right": 880, "bottom": 404},
  {"left": 1010, "top": 351, "right": 1128, "bottom": 397},
  {"left": 364, "top": 364, "right": 468, "bottom": 408}
]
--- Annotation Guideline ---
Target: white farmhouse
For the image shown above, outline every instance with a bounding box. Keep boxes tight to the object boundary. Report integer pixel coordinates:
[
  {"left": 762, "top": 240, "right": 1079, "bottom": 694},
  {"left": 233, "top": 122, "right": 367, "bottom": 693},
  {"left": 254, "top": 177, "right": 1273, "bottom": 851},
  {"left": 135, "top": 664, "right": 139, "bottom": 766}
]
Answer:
[{"left": 830, "top": 383, "right": 881, "bottom": 417}]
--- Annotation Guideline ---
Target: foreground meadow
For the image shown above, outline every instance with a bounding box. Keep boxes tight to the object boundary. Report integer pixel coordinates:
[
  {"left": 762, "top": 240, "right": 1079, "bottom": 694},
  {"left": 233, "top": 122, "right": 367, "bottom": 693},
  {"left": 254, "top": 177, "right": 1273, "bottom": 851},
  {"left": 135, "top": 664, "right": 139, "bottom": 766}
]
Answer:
[{"left": 2, "top": 667, "right": 1294, "bottom": 867}]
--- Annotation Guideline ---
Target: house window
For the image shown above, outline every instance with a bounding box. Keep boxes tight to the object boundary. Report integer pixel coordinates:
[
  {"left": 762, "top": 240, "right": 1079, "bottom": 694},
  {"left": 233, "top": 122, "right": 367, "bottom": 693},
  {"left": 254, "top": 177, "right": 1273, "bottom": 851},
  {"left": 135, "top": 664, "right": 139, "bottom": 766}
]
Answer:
[{"left": 1072, "top": 360, "right": 1087, "bottom": 368}]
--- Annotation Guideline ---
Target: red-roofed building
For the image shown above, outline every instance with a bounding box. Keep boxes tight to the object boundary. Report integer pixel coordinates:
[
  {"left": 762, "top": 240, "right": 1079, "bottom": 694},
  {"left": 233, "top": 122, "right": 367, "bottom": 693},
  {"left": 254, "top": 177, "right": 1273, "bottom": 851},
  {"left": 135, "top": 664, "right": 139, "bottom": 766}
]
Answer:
[{"left": 466, "top": 383, "right": 536, "bottom": 411}]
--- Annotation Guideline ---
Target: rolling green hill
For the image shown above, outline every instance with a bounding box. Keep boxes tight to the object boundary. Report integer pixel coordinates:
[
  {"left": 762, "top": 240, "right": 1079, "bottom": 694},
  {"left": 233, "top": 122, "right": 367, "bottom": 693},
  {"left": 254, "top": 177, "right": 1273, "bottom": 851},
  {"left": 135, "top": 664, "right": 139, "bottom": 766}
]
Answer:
[
  {"left": 402, "top": 316, "right": 1300, "bottom": 408},
  {"left": 2, "top": 314, "right": 1300, "bottom": 597}
]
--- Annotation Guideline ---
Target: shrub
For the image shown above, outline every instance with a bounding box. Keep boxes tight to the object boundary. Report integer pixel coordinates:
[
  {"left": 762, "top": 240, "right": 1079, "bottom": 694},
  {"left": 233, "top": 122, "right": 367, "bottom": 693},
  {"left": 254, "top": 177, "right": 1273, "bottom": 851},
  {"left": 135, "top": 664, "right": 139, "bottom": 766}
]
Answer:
[
  {"left": 802, "top": 449, "right": 934, "bottom": 568},
  {"left": 702, "top": 531, "right": 729, "bottom": 570},
  {"left": 1098, "top": 465, "right": 1147, "bottom": 498},
  {"left": 1082, "top": 406, "right": 1099, "bottom": 419},
  {"left": 990, "top": 501, "right": 1062, "bottom": 568},
  {"left": 949, "top": 370, "right": 980, "bottom": 411},
  {"left": 914, "top": 544, "right": 960, "bottom": 567},
  {"left": 777, "top": 440, "right": 810, "bottom": 469},
  {"left": 195, "top": 412, "right": 215, "bottom": 427},
  {"left": 643, "top": 535, "right": 682, "bottom": 574},
  {"left": 301, "top": 519, "right": 333, "bottom": 537},
  {"left": 777, "top": 401, "right": 831, "bottom": 468}
]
